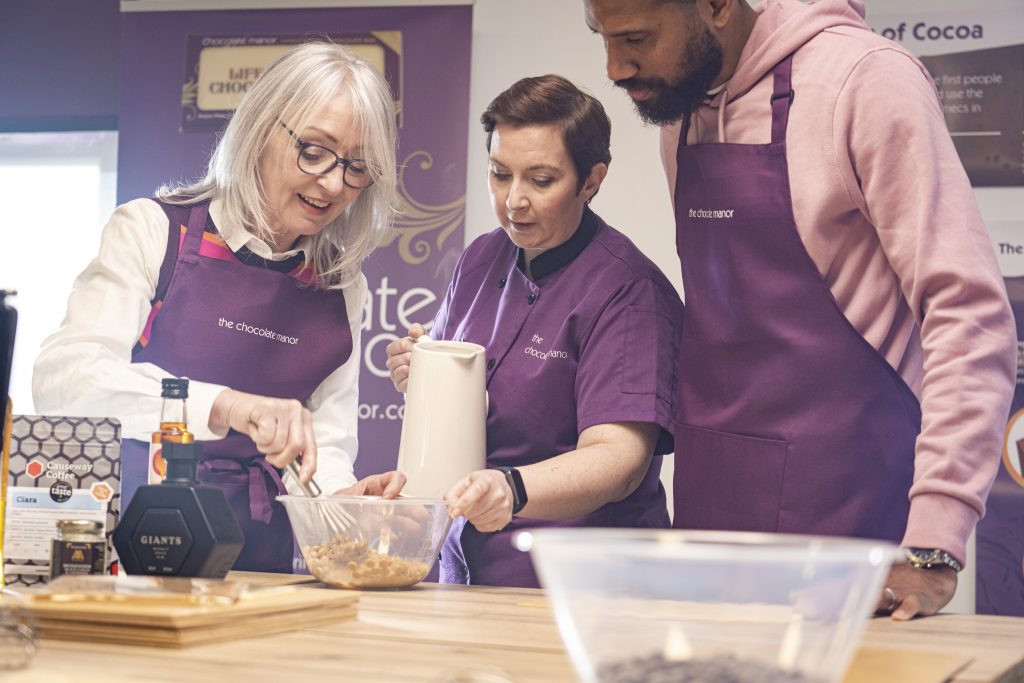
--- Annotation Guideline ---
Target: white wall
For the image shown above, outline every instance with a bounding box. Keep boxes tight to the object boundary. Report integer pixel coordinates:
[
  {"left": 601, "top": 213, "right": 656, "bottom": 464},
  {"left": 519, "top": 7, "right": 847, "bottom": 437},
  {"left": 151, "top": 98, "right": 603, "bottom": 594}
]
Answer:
[{"left": 0, "top": 131, "right": 119, "bottom": 418}]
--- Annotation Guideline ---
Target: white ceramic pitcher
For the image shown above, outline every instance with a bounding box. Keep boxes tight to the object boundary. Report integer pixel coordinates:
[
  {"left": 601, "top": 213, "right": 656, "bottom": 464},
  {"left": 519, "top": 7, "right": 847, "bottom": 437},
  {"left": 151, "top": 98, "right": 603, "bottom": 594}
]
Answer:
[{"left": 396, "top": 336, "right": 487, "bottom": 499}]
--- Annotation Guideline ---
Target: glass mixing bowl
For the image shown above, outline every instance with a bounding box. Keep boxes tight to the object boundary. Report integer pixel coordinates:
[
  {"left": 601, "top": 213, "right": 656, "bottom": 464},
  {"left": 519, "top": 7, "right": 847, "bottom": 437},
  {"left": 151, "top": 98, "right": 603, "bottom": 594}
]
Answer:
[
  {"left": 278, "top": 495, "right": 451, "bottom": 589},
  {"left": 517, "top": 528, "right": 900, "bottom": 683}
]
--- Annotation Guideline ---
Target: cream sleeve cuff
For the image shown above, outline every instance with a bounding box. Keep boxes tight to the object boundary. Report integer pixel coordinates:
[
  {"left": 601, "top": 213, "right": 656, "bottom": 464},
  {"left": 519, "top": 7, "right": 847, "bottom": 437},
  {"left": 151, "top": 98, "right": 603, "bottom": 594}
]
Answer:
[{"left": 183, "top": 379, "right": 231, "bottom": 441}]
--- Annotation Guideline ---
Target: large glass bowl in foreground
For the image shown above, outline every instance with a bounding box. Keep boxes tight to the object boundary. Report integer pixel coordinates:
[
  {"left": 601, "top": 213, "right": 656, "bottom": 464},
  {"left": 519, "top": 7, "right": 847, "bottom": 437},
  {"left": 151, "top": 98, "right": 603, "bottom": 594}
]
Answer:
[
  {"left": 278, "top": 495, "right": 451, "bottom": 589},
  {"left": 517, "top": 529, "right": 900, "bottom": 683}
]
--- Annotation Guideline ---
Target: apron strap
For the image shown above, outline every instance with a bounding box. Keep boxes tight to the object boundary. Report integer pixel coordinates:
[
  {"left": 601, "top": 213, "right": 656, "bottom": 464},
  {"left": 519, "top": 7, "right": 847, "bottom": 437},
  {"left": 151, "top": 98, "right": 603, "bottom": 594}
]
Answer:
[
  {"left": 180, "top": 203, "right": 210, "bottom": 265},
  {"left": 770, "top": 53, "right": 796, "bottom": 145},
  {"left": 199, "top": 456, "right": 288, "bottom": 526},
  {"left": 248, "top": 458, "right": 288, "bottom": 525},
  {"left": 679, "top": 51, "right": 795, "bottom": 149}
]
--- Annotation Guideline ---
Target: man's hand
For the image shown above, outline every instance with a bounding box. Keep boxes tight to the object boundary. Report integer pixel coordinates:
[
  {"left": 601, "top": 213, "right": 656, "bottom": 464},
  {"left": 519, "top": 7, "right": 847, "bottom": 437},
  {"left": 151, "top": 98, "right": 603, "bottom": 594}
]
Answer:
[{"left": 875, "top": 562, "right": 957, "bottom": 620}]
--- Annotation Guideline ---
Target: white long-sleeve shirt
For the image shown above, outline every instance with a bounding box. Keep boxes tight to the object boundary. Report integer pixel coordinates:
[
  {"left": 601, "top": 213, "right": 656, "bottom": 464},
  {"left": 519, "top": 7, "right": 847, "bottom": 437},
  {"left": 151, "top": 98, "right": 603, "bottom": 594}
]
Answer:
[{"left": 33, "top": 197, "right": 362, "bottom": 495}]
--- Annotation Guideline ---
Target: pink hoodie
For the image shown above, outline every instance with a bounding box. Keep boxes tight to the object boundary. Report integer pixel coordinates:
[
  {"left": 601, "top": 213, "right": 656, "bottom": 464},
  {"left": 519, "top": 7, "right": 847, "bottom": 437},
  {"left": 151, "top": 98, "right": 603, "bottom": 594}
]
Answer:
[{"left": 660, "top": 0, "right": 1015, "bottom": 565}]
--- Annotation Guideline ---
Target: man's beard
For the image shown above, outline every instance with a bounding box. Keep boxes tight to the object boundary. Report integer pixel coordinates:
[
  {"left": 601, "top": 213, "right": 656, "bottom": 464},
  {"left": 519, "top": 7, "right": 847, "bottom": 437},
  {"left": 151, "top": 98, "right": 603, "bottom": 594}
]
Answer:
[{"left": 616, "top": 23, "right": 724, "bottom": 126}]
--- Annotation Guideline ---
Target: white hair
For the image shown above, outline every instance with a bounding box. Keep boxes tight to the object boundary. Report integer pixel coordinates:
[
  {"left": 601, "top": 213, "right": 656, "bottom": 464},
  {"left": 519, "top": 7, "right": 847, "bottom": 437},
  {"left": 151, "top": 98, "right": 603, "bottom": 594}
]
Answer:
[{"left": 159, "top": 41, "right": 398, "bottom": 289}]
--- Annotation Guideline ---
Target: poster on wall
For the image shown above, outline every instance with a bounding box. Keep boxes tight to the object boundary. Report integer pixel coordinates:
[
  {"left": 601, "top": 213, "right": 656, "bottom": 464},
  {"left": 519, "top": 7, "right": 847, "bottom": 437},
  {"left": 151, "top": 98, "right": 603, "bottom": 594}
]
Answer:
[
  {"left": 868, "top": 10, "right": 1023, "bottom": 186},
  {"left": 119, "top": 6, "right": 470, "bottom": 489},
  {"left": 180, "top": 32, "right": 403, "bottom": 133},
  {"left": 979, "top": 220, "right": 1024, "bottom": 616}
]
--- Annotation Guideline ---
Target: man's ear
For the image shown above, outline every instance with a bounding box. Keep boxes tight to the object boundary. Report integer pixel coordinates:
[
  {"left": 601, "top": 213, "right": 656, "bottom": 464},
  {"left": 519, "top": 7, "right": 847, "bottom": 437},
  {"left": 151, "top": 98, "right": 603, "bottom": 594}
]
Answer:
[{"left": 701, "top": 0, "right": 739, "bottom": 30}]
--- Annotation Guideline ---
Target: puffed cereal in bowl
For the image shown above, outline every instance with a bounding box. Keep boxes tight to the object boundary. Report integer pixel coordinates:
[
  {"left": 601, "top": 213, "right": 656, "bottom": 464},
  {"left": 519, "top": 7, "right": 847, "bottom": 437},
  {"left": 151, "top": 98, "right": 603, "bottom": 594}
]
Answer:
[{"left": 277, "top": 495, "right": 451, "bottom": 589}]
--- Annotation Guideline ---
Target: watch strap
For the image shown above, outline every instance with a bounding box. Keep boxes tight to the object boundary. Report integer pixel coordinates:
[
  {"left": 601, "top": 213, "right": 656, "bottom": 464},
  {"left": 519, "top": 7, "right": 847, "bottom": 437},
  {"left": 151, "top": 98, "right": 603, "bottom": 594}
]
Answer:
[
  {"left": 495, "top": 466, "right": 527, "bottom": 515},
  {"left": 905, "top": 547, "right": 963, "bottom": 573}
]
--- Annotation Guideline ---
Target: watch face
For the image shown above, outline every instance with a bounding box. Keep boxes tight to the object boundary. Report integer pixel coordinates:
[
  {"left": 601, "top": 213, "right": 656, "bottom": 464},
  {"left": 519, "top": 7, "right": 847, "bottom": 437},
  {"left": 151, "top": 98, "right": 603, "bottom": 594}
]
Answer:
[
  {"left": 906, "top": 548, "right": 961, "bottom": 572},
  {"left": 908, "top": 549, "right": 938, "bottom": 563}
]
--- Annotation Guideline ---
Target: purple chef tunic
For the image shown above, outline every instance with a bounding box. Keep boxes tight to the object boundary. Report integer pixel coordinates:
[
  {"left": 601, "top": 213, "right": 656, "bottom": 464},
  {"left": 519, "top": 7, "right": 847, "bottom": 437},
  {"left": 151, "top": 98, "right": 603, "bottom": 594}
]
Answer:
[
  {"left": 120, "top": 200, "right": 353, "bottom": 572},
  {"left": 435, "top": 209, "right": 682, "bottom": 587},
  {"left": 671, "top": 54, "right": 920, "bottom": 539}
]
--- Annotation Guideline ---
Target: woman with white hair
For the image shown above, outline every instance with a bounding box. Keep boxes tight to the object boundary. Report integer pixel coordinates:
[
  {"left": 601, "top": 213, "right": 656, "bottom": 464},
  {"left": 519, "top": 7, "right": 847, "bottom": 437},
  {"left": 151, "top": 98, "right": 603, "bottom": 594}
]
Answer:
[{"left": 33, "top": 42, "right": 403, "bottom": 572}]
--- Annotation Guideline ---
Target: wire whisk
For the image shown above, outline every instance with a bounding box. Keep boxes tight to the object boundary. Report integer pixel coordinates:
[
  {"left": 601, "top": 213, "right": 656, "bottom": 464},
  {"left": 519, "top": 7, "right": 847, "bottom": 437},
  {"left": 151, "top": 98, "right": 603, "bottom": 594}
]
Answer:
[{"left": 284, "top": 462, "right": 355, "bottom": 531}]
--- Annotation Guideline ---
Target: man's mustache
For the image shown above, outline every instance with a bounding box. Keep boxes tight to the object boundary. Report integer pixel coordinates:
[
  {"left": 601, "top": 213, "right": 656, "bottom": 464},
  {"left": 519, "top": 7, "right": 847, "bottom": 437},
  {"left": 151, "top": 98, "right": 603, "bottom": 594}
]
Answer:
[{"left": 614, "top": 77, "right": 669, "bottom": 92}]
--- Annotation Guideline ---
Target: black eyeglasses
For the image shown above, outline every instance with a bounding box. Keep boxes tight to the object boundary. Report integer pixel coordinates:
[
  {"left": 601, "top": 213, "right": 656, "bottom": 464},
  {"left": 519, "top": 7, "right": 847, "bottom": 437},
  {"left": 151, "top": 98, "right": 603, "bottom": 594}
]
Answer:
[{"left": 279, "top": 122, "right": 374, "bottom": 189}]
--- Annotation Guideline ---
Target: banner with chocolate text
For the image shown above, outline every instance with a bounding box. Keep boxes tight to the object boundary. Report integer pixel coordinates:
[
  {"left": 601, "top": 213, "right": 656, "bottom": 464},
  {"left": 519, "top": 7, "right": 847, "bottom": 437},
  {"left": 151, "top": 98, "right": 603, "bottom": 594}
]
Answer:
[{"left": 119, "top": 6, "right": 470, "bottom": 480}]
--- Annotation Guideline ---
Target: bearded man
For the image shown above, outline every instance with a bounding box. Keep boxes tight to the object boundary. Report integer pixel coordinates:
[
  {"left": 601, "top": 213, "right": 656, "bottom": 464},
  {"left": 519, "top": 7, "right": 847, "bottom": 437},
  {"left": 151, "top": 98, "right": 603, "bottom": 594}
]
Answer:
[{"left": 585, "top": 0, "right": 1016, "bottom": 620}]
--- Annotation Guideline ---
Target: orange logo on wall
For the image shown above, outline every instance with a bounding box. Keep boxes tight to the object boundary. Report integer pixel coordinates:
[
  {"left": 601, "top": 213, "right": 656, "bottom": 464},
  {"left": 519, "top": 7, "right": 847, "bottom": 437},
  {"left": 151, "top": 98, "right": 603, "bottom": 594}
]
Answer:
[{"left": 26, "top": 460, "right": 45, "bottom": 478}]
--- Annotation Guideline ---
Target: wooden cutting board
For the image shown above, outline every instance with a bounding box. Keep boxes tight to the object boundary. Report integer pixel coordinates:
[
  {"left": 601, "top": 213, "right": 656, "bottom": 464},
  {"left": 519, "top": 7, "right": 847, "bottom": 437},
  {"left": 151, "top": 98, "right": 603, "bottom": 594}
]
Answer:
[
  {"left": 25, "top": 585, "right": 359, "bottom": 647},
  {"left": 844, "top": 647, "right": 974, "bottom": 683},
  {"left": 225, "top": 570, "right": 321, "bottom": 587}
]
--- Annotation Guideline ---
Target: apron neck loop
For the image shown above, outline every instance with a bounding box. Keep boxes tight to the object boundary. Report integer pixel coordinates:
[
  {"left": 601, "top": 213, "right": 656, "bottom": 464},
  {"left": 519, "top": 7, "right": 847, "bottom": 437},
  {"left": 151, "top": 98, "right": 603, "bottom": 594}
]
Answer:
[
  {"left": 770, "top": 53, "right": 796, "bottom": 145},
  {"left": 181, "top": 203, "right": 211, "bottom": 265}
]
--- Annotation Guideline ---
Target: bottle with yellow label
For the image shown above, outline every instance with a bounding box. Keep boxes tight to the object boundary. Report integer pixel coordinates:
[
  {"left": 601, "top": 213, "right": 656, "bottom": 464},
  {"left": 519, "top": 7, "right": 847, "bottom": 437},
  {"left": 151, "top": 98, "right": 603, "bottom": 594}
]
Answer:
[{"left": 149, "top": 378, "right": 194, "bottom": 485}]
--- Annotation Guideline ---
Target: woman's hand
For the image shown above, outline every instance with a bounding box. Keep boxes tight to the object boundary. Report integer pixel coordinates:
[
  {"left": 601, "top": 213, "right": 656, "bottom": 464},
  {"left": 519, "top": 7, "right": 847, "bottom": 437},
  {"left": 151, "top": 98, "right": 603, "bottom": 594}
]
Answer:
[
  {"left": 334, "top": 470, "right": 407, "bottom": 498},
  {"left": 445, "top": 469, "right": 514, "bottom": 532},
  {"left": 210, "top": 389, "right": 317, "bottom": 482},
  {"left": 337, "top": 471, "right": 427, "bottom": 534},
  {"left": 384, "top": 323, "right": 428, "bottom": 392}
]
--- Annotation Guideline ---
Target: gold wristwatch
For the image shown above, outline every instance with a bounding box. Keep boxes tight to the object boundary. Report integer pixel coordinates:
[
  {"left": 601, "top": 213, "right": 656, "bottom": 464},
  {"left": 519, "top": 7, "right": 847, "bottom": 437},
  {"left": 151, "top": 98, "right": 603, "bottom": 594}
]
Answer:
[{"left": 906, "top": 547, "right": 963, "bottom": 572}]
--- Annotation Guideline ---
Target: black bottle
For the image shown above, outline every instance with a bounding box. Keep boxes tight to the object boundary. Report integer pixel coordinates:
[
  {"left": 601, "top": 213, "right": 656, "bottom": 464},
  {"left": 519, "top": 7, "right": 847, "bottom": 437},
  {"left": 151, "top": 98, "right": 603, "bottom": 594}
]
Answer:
[{"left": 114, "top": 441, "right": 244, "bottom": 578}]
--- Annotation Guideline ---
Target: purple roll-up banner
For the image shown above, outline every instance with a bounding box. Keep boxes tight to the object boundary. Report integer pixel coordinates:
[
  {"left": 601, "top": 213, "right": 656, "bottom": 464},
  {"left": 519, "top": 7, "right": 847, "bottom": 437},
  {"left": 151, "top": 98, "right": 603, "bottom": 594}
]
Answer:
[{"left": 118, "top": 8, "right": 470, "bottom": 476}]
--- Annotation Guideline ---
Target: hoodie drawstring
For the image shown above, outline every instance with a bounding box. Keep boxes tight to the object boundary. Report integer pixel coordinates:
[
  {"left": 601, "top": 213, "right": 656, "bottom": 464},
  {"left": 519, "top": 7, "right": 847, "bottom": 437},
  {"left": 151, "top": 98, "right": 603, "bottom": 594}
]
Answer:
[{"left": 717, "top": 88, "right": 730, "bottom": 144}]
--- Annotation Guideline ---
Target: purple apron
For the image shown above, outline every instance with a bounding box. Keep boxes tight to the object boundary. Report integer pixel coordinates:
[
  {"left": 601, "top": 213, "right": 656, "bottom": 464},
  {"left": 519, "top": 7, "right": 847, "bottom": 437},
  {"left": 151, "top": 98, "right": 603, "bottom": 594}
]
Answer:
[
  {"left": 672, "top": 55, "right": 920, "bottom": 540},
  {"left": 120, "top": 201, "right": 352, "bottom": 572}
]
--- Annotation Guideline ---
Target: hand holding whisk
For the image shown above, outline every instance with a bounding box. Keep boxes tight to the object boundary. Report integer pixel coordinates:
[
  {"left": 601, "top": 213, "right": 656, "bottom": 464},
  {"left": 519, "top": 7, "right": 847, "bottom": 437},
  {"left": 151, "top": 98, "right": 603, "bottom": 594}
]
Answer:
[{"left": 284, "top": 461, "right": 355, "bottom": 531}]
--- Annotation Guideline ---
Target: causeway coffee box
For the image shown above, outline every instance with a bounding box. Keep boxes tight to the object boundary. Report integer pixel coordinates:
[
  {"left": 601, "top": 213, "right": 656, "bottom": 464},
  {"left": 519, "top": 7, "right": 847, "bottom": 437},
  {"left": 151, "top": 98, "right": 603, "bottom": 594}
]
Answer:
[{"left": 2, "top": 416, "right": 120, "bottom": 587}]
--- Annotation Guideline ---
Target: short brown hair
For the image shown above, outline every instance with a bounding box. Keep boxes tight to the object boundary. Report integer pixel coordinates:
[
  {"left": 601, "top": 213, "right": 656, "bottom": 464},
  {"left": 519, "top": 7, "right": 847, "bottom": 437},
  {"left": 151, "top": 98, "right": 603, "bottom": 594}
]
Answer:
[{"left": 482, "top": 74, "right": 611, "bottom": 192}]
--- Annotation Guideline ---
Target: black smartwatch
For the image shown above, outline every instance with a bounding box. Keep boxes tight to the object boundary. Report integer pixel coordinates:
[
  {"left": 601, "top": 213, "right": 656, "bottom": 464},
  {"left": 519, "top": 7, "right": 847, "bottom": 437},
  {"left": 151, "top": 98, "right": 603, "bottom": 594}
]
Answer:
[{"left": 495, "top": 466, "right": 528, "bottom": 515}]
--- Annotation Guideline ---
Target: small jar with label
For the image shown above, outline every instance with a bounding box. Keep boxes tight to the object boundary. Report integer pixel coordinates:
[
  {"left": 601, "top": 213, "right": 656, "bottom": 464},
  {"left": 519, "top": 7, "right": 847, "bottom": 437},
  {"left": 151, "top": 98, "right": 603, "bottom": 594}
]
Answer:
[{"left": 50, "top": 520, "right": 105, "bottom": 579}]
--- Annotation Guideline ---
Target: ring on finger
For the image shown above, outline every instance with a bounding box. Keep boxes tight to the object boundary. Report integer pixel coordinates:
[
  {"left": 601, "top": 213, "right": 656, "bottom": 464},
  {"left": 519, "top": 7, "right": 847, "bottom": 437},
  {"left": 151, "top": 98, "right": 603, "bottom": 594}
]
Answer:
[{"left": 883, "top": 586, "right": 898, "bottom": 612}]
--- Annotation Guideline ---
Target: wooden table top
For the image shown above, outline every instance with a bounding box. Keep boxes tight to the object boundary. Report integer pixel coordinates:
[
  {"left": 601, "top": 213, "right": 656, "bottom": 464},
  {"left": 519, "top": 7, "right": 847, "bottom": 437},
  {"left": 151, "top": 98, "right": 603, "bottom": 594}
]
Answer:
[{"left": 7, "top": 580, "right": 1024, "bottom": 683}]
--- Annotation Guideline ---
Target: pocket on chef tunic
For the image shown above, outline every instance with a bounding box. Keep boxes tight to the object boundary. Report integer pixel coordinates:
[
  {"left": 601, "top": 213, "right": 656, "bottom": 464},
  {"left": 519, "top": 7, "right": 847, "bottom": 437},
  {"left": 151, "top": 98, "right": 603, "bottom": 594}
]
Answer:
[{"left": 674, "top": 424, "right": 788, "bottom": 533}]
